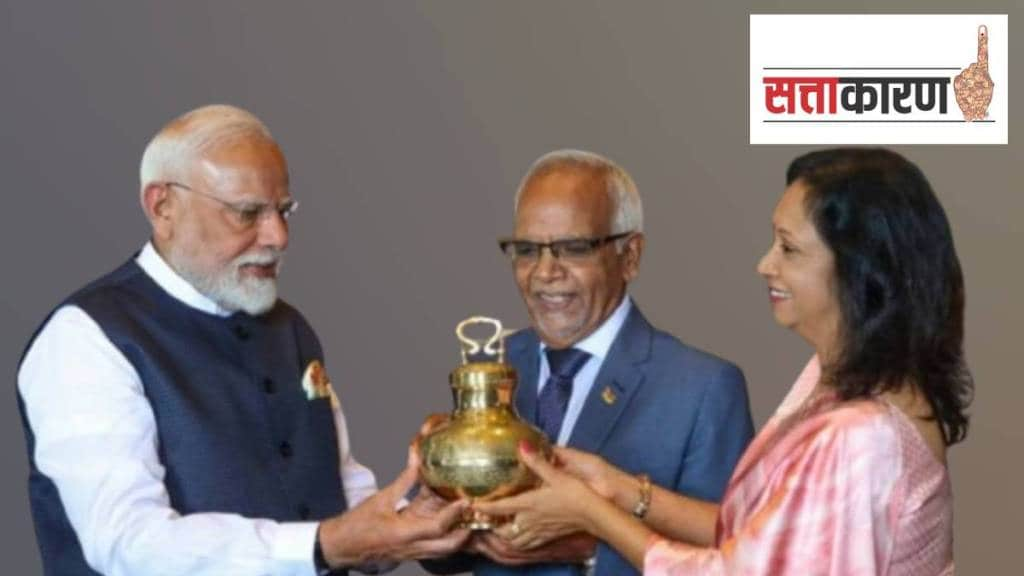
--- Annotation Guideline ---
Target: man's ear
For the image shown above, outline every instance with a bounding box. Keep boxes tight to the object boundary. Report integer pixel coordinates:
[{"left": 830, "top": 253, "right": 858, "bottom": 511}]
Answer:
[
  {"left": 142, "top": 183, "right": 175, "bottom": 242},
  {"left": 620, "top": 232, "right": 645, "bottom": 282}
]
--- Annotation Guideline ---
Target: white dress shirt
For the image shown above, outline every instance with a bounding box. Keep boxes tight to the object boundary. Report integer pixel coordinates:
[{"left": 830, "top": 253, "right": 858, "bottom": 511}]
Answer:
[
  {"left": 18, "top": 242, "right": 379, "bottom": 576},
  {"left": 537, "top": 296, "right": 632, "bottom": 445}
]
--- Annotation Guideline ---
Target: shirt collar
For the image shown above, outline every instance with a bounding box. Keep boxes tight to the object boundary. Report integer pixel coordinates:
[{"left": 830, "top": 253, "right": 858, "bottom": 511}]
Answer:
[
  {"left": 136, "top": 241, "right": 234, "bottom": 317},
  {"left": 540, "top": 295, "right": 632, "bottom": 362}
]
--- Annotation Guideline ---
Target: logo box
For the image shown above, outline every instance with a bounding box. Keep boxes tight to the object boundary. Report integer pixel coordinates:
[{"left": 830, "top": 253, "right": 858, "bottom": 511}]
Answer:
[{"left": 750, "top": 15, "right": 1008, "bottom": 144}]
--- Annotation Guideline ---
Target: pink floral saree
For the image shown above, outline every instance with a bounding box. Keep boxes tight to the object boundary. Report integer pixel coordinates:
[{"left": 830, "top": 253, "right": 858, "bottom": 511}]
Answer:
[{"left": 645, "top": 357, "right": 954, "bottom": 575}]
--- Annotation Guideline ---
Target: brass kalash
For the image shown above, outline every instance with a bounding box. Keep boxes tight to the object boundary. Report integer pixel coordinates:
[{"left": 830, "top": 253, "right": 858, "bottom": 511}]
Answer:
[{"left": 419, "top": 316, "right": 552, "bottom": 529}]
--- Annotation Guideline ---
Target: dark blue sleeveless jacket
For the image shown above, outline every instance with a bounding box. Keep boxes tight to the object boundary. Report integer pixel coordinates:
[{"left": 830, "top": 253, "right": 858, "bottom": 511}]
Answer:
[{"left": 18, "top": 258, "right": 347, "bottom": 575}]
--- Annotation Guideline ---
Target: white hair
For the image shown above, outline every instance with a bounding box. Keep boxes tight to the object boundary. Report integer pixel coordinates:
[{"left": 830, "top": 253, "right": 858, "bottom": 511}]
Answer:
[
  {"left": 513, "top": 149, "right": 644, "bottom": 235},
  {"left": 139, "top": 104, "right": 274, "bottom": 190}
]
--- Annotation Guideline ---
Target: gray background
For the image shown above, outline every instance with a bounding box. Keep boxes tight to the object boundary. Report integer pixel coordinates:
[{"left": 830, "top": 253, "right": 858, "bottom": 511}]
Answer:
[{"left": 2, "top": 1, "right": 1019, "bottom": 573}]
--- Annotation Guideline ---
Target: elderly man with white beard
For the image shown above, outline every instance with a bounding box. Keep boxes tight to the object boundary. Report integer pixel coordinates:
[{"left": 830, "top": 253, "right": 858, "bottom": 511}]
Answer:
[{"left": 17, "top": 105, "right": 469, "bottom": 576}]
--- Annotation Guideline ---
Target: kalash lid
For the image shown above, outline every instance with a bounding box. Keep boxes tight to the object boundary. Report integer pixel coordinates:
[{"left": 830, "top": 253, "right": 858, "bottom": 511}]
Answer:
[
  {"left": 450, "top": 317, "right": 517, "bottom": 389},
  {"left": 450, "top": 362, "right": 517, "bottom": 388}
]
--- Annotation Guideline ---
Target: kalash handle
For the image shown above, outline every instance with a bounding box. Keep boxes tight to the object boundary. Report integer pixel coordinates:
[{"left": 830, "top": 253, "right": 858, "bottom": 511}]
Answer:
[{"left": 455, "top": 316, "right": 515, "bottom": 365}]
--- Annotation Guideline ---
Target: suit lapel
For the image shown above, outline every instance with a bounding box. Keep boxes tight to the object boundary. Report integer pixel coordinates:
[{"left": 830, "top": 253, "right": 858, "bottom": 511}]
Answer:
[
  {"left": 568, "top": 307, "right": 653, "bottom": 454},
  {"left": 509, "top": 331, "right": 540, "bottom": 423}
]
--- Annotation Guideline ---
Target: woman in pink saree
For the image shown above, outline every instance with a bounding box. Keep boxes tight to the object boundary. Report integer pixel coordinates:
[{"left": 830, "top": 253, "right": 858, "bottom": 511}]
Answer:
[{"left": 477, "top": 148, "right": 972, "bottom": 575}]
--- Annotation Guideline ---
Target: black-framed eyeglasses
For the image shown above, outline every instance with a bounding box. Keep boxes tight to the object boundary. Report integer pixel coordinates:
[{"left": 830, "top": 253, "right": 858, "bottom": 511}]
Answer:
[
  {"left": 498, "top": 232, "right": 633, "bottom": 262},
  {"left": 165, "top": 181, "right": 299, "bottom": 228}
]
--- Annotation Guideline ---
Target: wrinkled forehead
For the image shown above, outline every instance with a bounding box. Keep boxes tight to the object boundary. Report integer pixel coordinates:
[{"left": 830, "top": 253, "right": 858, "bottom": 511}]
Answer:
[
  {"left": 523, "top": 163, "right": 608, "bottom": 198},
  {"left": 195, "top": 136, "right": 290, "bottom": 187},
  {"left": 516, "top": 167, "right": 612, "bottom": 231}
]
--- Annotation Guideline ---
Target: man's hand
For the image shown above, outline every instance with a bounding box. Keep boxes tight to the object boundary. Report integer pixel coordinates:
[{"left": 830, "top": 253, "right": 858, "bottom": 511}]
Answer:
[
  {"left": 318, "top": 449, "right": 471, "bottom": 569},
  {"left": 468, "top": 531, "right": 597, "bottom": 566},
  {"left": 403, "top": 483, "right": 453, "bottom": 523},
  {"left": 418, "top": 413, "right": 450, "bottom": 437}
]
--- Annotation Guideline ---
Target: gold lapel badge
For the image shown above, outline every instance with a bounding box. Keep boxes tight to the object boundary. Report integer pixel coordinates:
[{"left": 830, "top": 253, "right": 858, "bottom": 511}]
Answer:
[{"left": 601, "top": 385, "right": 617, "bottom": 405}]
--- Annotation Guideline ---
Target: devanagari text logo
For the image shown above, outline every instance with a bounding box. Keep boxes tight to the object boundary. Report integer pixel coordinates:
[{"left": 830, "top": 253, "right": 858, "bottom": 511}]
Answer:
[{"left": 750, "top": 15, "right": 1007, "bottom": 144}]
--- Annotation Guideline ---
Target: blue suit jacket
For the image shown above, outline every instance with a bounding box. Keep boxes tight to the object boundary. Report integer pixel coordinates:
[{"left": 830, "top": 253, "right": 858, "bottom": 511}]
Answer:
[{"left": 424, "top": 305, "right": 753, "bottom": 575}]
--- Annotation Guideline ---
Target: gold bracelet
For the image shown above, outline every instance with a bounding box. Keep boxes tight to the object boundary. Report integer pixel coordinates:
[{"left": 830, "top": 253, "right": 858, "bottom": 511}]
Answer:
[{"left": 631, "top": 473, "right": 652, "bottom": 518}]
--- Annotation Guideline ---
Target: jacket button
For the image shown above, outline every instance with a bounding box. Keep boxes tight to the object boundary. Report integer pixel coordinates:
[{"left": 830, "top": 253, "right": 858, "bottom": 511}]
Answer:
[
  {"left": 263, "top": 378, "right": 276, "bottom": 394},
  {"left": 233, "top": 325, "right": 250, "bottom": 340},
  {"left": 298, "top": 504, "right": 311, "bottom": 519},
  {"left": 279, "top": 441, "right": 293, "bottom": 459}
]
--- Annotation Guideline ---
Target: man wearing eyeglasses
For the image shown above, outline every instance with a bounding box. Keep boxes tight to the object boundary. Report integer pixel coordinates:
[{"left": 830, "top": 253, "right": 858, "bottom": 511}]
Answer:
[
  {"left": 17, "top": 105, "right": 469, "bottom": 576},
  {"left": 426, "top": 150, "right": 754, "bottom": 576}
]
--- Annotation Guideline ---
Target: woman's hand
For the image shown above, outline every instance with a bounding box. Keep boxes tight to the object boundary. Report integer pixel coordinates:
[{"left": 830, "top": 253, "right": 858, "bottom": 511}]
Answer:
[
  {"left": 555, "top": 446, "right": 653, "bottom": 514},
  {"left": 473, "top": 441, "right": 606, "bottom": 550},
  {"left": 553, "top": 446, "right": 630, "bottom": 501}
]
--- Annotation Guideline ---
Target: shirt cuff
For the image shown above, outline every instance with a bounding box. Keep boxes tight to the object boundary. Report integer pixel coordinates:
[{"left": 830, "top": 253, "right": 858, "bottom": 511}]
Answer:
[{"left": 268, "top": 521, "right": 320, "bottom": 575}]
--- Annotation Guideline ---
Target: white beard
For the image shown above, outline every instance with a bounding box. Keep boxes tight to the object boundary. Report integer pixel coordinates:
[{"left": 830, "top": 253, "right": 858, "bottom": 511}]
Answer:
[{"left": 171, "top": 248, "right": 284, "bottom": 315}]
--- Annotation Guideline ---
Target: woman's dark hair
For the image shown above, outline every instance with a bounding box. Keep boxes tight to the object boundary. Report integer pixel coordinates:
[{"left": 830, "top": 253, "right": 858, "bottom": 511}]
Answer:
[{"left": 787, "top": 148, "right": 973, "bottom": 445}]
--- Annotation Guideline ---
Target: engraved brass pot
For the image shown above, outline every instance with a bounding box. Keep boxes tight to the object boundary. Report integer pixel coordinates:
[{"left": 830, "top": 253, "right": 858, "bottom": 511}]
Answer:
[{"left": 418, "top": 318, "right": 551, "bottom": 528}]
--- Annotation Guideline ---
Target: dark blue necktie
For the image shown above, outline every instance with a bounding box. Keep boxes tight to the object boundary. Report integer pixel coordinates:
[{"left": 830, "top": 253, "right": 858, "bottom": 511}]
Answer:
[{"left": 536, "top": 347, "right": 591, "bottom": 442}]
